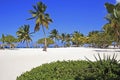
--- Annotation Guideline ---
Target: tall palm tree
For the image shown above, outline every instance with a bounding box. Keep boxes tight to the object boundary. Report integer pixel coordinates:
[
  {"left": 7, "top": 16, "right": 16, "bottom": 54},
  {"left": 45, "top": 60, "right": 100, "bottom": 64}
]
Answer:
[
  {"left": 104, "top": 2, "right": 120, "bottom": 46},
  {"left": 28, "top": 1, "right": 53, "bottom": 51},
  {"left": 49, "top": 29, "right": 59, "bottom": 47},
  {"left": 16, "top": 25, "right": 32, "bottom": 48}
]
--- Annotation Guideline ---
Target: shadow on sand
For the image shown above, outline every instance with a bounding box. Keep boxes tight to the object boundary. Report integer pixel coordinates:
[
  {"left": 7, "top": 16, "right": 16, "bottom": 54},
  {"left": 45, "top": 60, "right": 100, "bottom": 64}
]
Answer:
[
  {"left": 94, "top": 49, "right": 120, "bottom": 52},
  {"left": 0, "top": 48, "right": 20, "bottom": 50}
]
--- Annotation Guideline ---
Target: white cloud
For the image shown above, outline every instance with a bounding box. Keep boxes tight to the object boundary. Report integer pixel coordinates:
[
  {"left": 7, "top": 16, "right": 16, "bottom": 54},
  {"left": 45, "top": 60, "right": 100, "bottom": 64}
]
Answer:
[{"left": 116, "top": 0, "right": 120, "bottom": 3}]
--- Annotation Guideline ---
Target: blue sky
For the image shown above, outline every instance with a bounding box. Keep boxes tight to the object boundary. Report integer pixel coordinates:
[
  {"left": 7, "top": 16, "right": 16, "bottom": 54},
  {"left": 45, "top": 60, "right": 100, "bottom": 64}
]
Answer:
[{"left": 0, "top": 0, "right": 116, "bottom": 43}]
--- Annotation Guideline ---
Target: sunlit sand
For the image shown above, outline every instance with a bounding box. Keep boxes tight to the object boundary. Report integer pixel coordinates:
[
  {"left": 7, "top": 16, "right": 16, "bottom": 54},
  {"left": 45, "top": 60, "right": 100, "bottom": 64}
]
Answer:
[{"left": 0, "top": 47, "right": 120, "bottom": 80}]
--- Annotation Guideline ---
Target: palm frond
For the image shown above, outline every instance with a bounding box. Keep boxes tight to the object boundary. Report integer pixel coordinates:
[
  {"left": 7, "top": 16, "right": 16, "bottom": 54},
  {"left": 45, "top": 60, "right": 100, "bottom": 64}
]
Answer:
[
  {"left": 34, "top": 23, "right": 40, "bottom": 32},
  {"left": 32, "top": 5, "right": 38, "bottom": 11},
  {"left": 105, "top": 2, "right": 115, "bottom": 13},
  {"left": 27, "top": 17, "right": 36, "bottom": 20}
]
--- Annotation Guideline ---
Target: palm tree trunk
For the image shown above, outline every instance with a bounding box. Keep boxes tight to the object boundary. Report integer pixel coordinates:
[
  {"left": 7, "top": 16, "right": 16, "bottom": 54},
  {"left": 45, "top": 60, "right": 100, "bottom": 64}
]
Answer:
[
  {"left": 9, "top": 44, "right": 11, "bottom": 48},
  {"left": 26, "top": 41, "right": 29, "bottom": 48},
  {"left": 54, "top": 38, "right": 57, "bottom": 48},
  {"left": 116, "top": 30, "right": 120, "bottom": 47},
  {"left": 42, "top": 26, "right": 47, "bottom": 51}
]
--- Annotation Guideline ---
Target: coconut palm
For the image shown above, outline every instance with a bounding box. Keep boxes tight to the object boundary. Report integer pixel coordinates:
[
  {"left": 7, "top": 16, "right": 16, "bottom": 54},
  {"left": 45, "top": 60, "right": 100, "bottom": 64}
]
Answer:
[
  {"left": 104, "top": 2, "right": 120, "bottom": 46},
  {"left": 60, "top": 33, "right": 66, "bottom": 47},
  {"left": 88, "top": 30, "right": 112, "bottom": 48},
  {"left": 71, "top": 31, "right": 84, "bottom": 47},
  {"left": 16, "top": 25, "right": 32, "bottom": 48},
  {"left": 87, "top": 31, "right": 99, "bottom": 47},
  {"left": 65, "top": 33, "right": 71, "bottom": 47},
  {"left": 28, "top": 1, "right": 53, "bottom": 51},
  {"left": 103, "top": 23, "right": 114, "bottom": 40},
  {"left": 49, "top": 29, "right": 59, "bottom": 47}
]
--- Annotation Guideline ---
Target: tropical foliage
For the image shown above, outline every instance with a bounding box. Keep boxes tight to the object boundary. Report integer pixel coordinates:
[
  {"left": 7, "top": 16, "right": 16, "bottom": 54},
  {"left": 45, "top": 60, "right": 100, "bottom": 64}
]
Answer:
[
  {"left": 17, "top": 54, "right": 120, "bottom": 80},
  {"left": 16, "top": 25, "right": 32, "bottom": 48},
  {"left": 71, "top": 31, "right": 84, "bottom": 47},
  {"left": 65, "top": 33, "right": 71, "bottom": 47},
  {"left": 37, "top": 38, "right": 54, "bottom": 47},
  {"left": 0, "top": 34, "right": 18, "bottom": 48},
  {"left": 1, "top": 2, "right": 120, "bottom": 49},
  {"left": 58, "top": 33, "right": 72, "bottom": 47},
  {"left": 88, "top": 31, "right": 112, "bottom": 48},
  {"left": 28, "top": 1, "right": 53, "bottom": 51},
  {"left": 0, "top": 34, "right": 6, "bottom": 48},
  {"left": 59, "top": 33, "right": 66, "bottom": 47},
  {"left": 49, "top": 29, "right": 59, "bottom": 47},
  {"left": 104, "top": 2, "right": 120, "bottom": 46}
]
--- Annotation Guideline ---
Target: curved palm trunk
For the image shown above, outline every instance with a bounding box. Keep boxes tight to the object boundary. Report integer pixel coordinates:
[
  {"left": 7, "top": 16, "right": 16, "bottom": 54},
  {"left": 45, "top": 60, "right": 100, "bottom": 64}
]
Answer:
[{"left": 42, "top": 26, "right": 47, "bottom": 51}]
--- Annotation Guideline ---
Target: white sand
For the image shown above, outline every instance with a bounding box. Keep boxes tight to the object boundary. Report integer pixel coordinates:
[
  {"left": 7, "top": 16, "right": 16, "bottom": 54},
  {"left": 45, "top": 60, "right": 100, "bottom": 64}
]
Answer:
[{"left": 0, "top": 47, "right": 120, "bottom": 80}]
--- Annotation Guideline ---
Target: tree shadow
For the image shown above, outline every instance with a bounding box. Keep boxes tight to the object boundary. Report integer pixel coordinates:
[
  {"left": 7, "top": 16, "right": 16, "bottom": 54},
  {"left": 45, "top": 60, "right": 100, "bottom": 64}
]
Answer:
[{"left": 94, "top": 49, "right": 120, "bottom": 52}]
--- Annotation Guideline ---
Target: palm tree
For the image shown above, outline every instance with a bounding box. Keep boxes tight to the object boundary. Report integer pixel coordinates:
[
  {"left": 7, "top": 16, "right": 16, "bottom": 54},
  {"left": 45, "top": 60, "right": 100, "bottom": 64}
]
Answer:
[
  {"left": 88, "top": 30, "right": 112, "bottom": 48},
  {"left": 103, "top": 24, "right": 114, "bottom": 40},
  {"left": 49, "top": 29, "right": 59, "bottom": 47},
  {"left": 71, "top": 31, "right": 84, "bottom": 47},
  {"left": 4, "top": 35, "right": 18, "bottom": 48},
  {"left": 65, "top": 34, "right": 71, "bottom": 47},
  {"left": 16, "top": 25, "right": 32, "bottom": 48},
  {"left": 0, "top": 34, "right": 18, "bottom": 48},
  {"left": 88, "top": 31, "right": 102, "bottom": 47},
  {"left": 60, "top": 33, "right": 66, "bottom": 47},
  {"left": 104, "top": 2, "right": 120, "bottom": 46},
  {"left": 28, "top": 1, "right": 53, "bottom": 51}
]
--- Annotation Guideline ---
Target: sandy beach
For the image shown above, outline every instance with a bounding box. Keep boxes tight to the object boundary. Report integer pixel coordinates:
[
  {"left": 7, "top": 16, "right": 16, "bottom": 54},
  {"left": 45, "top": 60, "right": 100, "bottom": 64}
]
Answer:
[{"left": 0, "top": 47, "right": 120, "bottom": 80}]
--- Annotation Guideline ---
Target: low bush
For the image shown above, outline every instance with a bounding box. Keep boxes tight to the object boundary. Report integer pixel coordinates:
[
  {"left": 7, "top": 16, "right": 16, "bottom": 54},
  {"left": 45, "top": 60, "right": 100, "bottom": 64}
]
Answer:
[{"left": 17, "top": 54, "right": 120, "bottom": 80}]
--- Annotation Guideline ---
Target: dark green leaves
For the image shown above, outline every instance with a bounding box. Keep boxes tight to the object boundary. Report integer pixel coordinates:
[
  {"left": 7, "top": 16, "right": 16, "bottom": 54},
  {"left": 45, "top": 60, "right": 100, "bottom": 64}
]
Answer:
[
  {"left": 37, "top": 38, "right": 54, "bottom": 47},
  {"left": 17, "top": 56, "right": 120, "bottom": 80},
  {"left": 105, "top": 2, "right": 115, "bottom": 13},
  {"left": 28, "top": 1, "right": 52, "bottom": 32}
]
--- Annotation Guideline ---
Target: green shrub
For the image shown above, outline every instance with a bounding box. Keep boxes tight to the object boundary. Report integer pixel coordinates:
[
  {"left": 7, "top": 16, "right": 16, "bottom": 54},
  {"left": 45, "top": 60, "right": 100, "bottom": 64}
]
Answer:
[
  {"left": 17, "top": 54, "right": 120, "bottom": 80},
  {"left": 85, "top": 53, "right": 120, "bottom": 80}
]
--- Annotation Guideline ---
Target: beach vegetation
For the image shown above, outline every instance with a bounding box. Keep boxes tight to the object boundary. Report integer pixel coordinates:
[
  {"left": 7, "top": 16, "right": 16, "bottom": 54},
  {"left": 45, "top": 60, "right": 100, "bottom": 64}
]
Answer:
[
  {"left": 104, "top": 2, "right": 120, "bottom": 47},
  {"left": 88, "top": 31, "right": 112, "bottom": 48},
  {"left": 0, "top": 34, "right": 6, "bottom": 48},
  {"left": 59, "top": 33, "right": 67, "bottom": 47},
  {"left": 71, "top": 31, "right": 84, "bottom": 47},
  {"left": 1, "top": 2, "right": 120, "bottom": 49},
  {"left": 0, "top": 34, "right": 18, "bottom": 48},
  {"left": 17, "top": 54, "right": 120, "bottom": 80},
  {"left": 37, "top": 38, "right": 54, "bottom": 47},
  {"left": 28, "top": 1, "right": 53, "bottom": 51},
  {"left": 49, "top": 29, "right": 59, "bottom": 47},
  {"left": 65, "top": 33, "right": 71, "bottom": 47},
  {"left": 16, "top": 25, "right": 32, "bottom": 48},
  {"left": 59, "top": 33, "right": 72, "bottom": 47}
]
